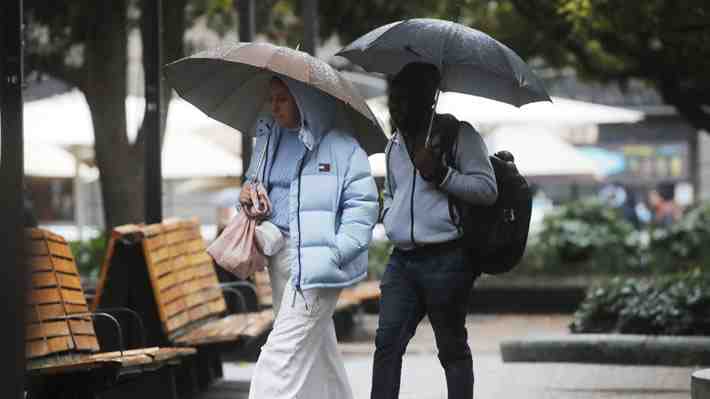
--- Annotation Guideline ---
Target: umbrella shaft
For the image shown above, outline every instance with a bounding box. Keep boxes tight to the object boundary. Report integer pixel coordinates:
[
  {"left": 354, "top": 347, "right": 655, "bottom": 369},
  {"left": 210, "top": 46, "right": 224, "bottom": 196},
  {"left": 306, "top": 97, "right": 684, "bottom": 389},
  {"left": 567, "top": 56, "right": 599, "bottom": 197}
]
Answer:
[{"left": 424, "top": 88, "right": 440, "bottom": 149}]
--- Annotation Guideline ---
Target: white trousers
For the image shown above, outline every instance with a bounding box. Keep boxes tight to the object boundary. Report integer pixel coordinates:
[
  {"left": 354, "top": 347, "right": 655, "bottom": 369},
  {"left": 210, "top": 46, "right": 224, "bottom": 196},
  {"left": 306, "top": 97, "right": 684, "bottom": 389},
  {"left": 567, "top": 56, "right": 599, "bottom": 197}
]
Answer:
[{"left": 249, "top": 247, "right": 354, "bottom": 399}]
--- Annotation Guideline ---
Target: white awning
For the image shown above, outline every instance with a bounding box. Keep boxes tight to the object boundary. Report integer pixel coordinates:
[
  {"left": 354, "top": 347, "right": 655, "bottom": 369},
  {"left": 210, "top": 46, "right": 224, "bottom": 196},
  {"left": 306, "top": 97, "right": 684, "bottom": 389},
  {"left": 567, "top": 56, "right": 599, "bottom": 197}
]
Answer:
[
  {"left": 367, "top": 93, "right": 644, "bottom": 134},
  {"left": 485, "top": 125, "right": 602, "bottom": 179},
  {"left": 21, "top": 90, "right": 242, "bottom": 179}
]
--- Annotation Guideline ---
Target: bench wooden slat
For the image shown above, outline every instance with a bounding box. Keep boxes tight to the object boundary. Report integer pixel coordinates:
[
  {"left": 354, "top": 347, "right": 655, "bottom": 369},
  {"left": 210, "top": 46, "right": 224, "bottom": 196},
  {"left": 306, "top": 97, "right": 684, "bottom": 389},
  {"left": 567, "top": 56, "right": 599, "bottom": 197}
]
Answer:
[
  {"left": 26, "top": 321, "right": 71, "bottom": 340},
  {"left": 52, "top": 257, "right": 78, "bottom": 275},
  {"left": 241, "top": 310, "right": 275, "bottom": 338},
  {"left": 28, "top": 256, "right": 53, "bottom": 272},
  {"left": 164, "top": 299, "right": 187, "bottom": 319},
  {"left": 166, "top": 313, "right": 190, "bottom": 333},
  {"left": 173, "top": 314, "right": 248, "bottom": 346},
  {"left": 187, "top": 303, "right": 211, "bottom": 322},
  {"left": 27, "top": 358, "right": 121, "bottom": 377},
  {"left": 65, "top": 304, "right": 90, "bottom": 315},
  {"left": 61, "top": 289, "right": 89, "bottom": 305},
  {"left": 48, "top": 241, "right": 74, "bottom": 260},
  {"left": 27, "top": 240, "right": 49, "bottom": 256},
  {"left": 162, "top": 285, "right": 185, "bottom": 305},
  {"left": 26, "top": 336, "right": 74, "bottom": 359},
  {"left": 27, "top": 304, "right": 65, "bottom": 323},
  {"left": 157, "top": 272, "right": 179, "bottom": 292},
  {"left": 32, "top": 272, "right": 58, "bottom": 288},
  {"left": 57, "top": 273, "right": 83, "bottom": 290},
  {"left": 74, "top": 335, "right": 100, "bottom": 351},
  {"left": 46, "top": 336, "right": 75, "bottom": 354},
  {"left": 28, "top": 288, "right": 62, "bottom": 305},
  {"left": 186, "top": 239, "right": 205, "bottom": 253},
  {"left": 152, "top": 258, "right": 174, "bottom": 278},
  {"left": 68, "top": 319, "right": 95, "bottom": 335}
]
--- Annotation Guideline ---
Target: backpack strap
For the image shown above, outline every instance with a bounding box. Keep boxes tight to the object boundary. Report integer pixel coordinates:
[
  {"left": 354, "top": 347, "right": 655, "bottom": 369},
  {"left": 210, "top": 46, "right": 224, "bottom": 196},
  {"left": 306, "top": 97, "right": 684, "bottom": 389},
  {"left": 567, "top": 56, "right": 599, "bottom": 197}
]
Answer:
[{"left": 446, "top": 123, "right": 464, "bottom": 232}]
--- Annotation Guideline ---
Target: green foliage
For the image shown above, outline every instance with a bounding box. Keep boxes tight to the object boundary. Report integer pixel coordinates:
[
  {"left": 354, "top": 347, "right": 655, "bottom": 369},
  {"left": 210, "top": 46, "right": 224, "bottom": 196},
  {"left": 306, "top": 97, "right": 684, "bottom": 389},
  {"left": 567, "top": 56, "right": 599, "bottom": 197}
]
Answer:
[
  {"left": 649, "top": 202, "right": 710, "bottom": 271},
  {"left": 69, "top": 235, "right": 107, "bottom": 279},
  {"left": 531, "top": 199, "right": 641, "bottom": 274},
  {"left": 368, "top": 240, "right": 393, "bottom": 280},
  {"left": 509, "top": 0, "right": 710, "bottom": 131},
  {"left": 571, "top": 270, "right": 710, "bottom": 335}
]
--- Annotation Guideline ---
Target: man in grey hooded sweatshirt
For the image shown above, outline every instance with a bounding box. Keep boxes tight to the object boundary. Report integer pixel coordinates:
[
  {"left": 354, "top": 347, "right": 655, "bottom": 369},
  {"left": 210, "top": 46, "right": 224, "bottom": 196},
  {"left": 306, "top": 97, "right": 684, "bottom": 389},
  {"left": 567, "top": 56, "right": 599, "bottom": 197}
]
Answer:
[{"left": 371, "top": 62, "right": 498, "bottom": 399}]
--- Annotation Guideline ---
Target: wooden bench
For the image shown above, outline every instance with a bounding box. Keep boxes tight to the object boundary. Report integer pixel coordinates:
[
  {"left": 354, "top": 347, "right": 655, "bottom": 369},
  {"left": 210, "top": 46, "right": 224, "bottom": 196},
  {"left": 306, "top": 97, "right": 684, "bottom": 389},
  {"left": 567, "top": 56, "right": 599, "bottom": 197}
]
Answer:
[
  {"left": 93, "top": 218, "right": 273, "bottom": 391},
  {"left": 24, "top": 228, "right": 195, "bottom": 399}
]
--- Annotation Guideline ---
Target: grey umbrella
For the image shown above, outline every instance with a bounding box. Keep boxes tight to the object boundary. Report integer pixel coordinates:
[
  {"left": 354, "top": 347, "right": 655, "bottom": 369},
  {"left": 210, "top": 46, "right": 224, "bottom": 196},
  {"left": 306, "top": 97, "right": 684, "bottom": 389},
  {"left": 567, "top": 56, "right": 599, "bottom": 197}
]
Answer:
[
  {"left": 164, "top": 42, "right": 386, "bottom": 155},
  {"left": 337, "top": 18, "right": 550, "bottom": 107}
]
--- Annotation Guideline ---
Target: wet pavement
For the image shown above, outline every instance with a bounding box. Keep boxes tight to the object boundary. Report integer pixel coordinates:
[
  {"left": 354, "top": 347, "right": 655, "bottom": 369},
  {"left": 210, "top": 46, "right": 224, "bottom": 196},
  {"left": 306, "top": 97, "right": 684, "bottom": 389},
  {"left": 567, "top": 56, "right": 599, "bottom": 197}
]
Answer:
[{"left": 222, "top": 314, "right": 698, "bottom": 398}]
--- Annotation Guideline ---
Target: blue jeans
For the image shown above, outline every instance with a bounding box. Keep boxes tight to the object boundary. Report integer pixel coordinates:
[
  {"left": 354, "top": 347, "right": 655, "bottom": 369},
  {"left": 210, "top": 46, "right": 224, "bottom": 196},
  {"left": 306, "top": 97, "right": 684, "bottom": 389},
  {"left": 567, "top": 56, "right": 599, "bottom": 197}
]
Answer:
[{"left": 371, "top": 246, "right": 478, "bottom": 399}]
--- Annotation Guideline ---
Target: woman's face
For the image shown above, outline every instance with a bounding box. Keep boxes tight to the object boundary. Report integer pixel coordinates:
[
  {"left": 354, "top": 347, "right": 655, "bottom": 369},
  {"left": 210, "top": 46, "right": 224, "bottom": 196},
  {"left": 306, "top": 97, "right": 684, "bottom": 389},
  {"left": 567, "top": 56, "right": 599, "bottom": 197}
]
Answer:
[{"left": 270, "top": 79, "right": 300, "bottom": 129}]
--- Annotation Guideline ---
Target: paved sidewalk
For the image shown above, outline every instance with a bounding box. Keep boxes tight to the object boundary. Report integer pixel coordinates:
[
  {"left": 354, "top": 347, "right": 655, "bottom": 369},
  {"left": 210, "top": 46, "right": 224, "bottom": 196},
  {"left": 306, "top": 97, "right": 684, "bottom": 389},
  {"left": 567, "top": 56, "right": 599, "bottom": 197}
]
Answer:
[{"left": 224, "top": 314, "right": 698, "bottom": 398}]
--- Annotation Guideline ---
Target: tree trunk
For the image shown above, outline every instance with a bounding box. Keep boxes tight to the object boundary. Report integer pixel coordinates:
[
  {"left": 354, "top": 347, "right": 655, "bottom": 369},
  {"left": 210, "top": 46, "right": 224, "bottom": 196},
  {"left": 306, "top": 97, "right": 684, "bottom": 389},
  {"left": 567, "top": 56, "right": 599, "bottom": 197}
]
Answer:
[
  {"left": 83, "top": 1, "right": 146, "bottom": 230},
  {"left": 81, "top": 0, "right": 186, "bottom": 230}
]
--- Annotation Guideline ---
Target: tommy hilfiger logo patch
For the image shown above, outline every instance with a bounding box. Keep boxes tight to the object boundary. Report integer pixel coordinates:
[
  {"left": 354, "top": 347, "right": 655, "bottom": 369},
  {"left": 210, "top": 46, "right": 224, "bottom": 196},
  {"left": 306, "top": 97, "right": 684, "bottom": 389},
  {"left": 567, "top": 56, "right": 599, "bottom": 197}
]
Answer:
[{"left": 318, "top": 163, "right": 331, "bottom": 172}]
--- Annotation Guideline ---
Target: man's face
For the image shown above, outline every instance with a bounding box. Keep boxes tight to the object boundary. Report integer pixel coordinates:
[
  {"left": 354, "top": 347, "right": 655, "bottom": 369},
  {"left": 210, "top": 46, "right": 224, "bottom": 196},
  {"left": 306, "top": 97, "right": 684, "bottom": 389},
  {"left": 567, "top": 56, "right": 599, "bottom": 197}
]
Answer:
[
  {"left": 387, "top": 72, "right": 437, "bottom": 135},
  {"left": 269, "top": 79, "right": 300, "bottom": 129},
  {"left": 387, "top": 82, "right": 410, "bottom": 133}
]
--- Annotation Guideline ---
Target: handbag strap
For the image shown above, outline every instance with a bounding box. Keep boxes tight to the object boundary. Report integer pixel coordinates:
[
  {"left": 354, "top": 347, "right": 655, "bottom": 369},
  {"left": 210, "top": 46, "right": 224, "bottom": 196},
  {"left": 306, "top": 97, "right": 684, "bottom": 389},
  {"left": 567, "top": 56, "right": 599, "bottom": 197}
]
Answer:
[{"left": 251, "top": 132, "right": 271, "bottom": 184}]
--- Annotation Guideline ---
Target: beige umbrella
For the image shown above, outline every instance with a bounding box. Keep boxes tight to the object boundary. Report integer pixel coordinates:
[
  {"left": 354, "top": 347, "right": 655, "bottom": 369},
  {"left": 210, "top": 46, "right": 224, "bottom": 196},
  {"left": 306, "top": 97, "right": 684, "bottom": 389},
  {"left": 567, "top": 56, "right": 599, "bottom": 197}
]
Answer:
[{"left": 164, "top": 42, "right": 386, "bottom": 155}]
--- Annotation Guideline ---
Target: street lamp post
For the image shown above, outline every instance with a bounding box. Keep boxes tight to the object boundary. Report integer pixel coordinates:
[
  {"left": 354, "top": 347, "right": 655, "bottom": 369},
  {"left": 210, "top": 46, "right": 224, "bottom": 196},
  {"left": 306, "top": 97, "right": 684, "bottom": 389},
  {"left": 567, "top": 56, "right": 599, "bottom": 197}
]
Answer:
[
  {"left": 144, "top": 0, "right": 164, "bottom": 224},
  {"left": 302, "top": 0, "right": 319, "bottom": 56},
  {"left": 0, "top": 0, "right": 27, "bottom": 397}
]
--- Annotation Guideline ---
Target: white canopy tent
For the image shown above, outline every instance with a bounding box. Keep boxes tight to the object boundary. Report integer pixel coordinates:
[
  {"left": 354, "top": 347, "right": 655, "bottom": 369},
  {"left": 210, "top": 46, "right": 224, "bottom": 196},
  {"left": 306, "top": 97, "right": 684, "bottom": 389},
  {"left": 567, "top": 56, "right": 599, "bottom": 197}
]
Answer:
[
  {"left": 368, "top": 126, "right": 602, "bottom": 181},
  {"left": 24, "top": 141, "right": 97, "bottom": 179},
  {"left": 484, "top": 125, "right": 602, "bottom": 181},
  {"left": 21, "top": 90, "right": 243, "bottom": 240},
  {"left": 366, "top": 94, "right": 644, "bottom": 137},
  {"left": 22, "top": 90, "right": 243, "bottom": 179}
]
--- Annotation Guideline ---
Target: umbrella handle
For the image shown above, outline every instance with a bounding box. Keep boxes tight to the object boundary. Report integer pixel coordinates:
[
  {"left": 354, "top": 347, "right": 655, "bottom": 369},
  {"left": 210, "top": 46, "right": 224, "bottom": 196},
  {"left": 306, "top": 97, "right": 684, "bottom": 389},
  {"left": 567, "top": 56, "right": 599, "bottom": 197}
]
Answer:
[{"left": 424, "top": 88, "right": 441, "bottom": 149}]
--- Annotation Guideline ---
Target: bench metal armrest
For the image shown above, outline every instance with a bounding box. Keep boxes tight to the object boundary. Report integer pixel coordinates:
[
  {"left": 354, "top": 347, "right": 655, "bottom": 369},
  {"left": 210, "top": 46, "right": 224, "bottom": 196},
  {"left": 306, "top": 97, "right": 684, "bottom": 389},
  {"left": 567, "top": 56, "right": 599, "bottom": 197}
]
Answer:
[
  {"left": 218, "top": 281, "right": 258, "bottom": 298},
  {"left": 95, "top": 307, "right": 147, "bottom": 349},
  {"left": 218, "top": 287, "right": 248, "bottom": 314},
  {"left": 44, "top": 312, "right": 125, "bottom": 357}
]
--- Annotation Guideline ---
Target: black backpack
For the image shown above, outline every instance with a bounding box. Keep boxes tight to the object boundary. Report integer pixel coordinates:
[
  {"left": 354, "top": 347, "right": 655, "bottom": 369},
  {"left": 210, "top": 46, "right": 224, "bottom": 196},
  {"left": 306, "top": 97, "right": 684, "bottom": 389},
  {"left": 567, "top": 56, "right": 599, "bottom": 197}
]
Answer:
[{"left": 438, "top": 116, "right": 533, "bottom": 275}]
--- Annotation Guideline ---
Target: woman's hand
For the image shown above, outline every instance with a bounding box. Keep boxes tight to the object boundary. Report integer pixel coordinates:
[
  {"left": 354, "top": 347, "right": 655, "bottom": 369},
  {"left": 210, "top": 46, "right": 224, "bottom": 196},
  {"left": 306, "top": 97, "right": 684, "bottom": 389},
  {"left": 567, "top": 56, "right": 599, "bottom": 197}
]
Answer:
[{"left": 239, "top": 183, "right": 254, "bottom": 211}]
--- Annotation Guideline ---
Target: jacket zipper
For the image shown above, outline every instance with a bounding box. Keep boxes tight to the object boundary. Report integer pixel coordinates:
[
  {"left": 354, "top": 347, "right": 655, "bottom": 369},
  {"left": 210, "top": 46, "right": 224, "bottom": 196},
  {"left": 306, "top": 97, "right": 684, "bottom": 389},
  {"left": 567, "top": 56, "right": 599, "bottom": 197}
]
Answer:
[
  {"left": 293, "top": 153, "right": 309, "bottom": 309},
  {"left": 403, "top": 137, "right": 418, "bottom": 247},
  {"left": 410, "top": 169, "right": 417, "bottom": 247}
]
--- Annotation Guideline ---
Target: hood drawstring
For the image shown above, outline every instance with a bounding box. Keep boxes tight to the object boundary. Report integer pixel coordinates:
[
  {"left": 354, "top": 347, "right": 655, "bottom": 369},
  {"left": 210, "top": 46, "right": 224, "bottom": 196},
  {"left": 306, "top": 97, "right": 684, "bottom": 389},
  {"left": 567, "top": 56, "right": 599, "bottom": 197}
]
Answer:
[{"left": 291, "top": 286, "right": 309, "bottom": 310}]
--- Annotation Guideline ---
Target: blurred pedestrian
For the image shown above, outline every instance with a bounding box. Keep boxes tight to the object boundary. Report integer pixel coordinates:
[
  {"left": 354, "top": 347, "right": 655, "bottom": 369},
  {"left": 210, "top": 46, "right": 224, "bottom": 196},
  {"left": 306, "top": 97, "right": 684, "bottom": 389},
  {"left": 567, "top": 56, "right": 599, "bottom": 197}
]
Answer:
[{"left": 652, "top": 182, "right": 682, "bottom": 226}]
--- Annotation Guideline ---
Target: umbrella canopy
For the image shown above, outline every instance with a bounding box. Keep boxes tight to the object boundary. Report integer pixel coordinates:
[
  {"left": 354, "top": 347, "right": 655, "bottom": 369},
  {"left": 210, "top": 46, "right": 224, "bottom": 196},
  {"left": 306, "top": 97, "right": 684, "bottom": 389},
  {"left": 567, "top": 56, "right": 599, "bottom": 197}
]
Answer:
[
  {"left": 164, "top": 42, "right": 386, "bottom": 155},
  {"left": 484, "top": 126, "right": 601, "bottom": 181},
  {"left": 337, "top": 18, "right": 550, "bottom": 107}
]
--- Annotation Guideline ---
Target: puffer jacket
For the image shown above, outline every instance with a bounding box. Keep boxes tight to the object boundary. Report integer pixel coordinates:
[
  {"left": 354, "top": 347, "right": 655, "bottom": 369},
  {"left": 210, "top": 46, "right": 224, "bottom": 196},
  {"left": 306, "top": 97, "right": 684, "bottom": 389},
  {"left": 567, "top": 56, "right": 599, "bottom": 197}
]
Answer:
[{"left": 245, "top": 78, "right": 379, "bottom": 291}]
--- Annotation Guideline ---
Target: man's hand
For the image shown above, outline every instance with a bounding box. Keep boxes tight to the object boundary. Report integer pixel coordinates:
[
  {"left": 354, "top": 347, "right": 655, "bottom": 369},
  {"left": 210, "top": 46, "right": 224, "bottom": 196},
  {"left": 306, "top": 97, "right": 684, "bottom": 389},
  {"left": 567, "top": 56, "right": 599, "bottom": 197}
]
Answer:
[{"left": 413, "top": 147, "right": 448, "bottom": 186}]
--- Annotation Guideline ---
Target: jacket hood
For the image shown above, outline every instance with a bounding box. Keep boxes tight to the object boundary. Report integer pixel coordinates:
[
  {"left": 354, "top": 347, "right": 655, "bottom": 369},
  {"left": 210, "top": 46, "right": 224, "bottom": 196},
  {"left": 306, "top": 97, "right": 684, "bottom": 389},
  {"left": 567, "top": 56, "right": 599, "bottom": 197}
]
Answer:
[{"left": 282, "top": 77, "right": 337, "bottom": 150}]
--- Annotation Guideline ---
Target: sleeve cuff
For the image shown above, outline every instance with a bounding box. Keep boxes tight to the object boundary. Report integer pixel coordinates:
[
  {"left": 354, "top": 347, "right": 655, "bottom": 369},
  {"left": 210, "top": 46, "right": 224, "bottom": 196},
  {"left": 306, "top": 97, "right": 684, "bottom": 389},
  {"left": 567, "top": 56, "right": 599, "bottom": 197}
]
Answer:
[{"left": 438, "top": 167, "right": 454, "bottom": 187}]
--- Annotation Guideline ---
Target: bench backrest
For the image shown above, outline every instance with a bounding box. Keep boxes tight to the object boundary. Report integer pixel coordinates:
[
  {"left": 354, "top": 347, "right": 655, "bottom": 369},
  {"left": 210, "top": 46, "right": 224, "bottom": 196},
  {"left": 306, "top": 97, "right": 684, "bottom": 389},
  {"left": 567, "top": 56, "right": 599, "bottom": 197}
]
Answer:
[
  {"left": 25, "top": 228, "right": 100, "bottom": 360},
  {"left": 253, "top": 270, "right": 273, "bottom": 307},
  {"left": 97, "top": 219, "right": 228, "bottom": 339}
]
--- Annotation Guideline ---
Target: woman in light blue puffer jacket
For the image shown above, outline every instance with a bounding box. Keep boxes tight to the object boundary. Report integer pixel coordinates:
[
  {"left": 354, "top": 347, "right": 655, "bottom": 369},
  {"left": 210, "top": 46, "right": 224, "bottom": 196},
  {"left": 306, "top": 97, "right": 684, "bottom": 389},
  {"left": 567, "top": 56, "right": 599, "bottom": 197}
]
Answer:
[{"left": 244, "top": 76, "right": 378, "bottom": 399}]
